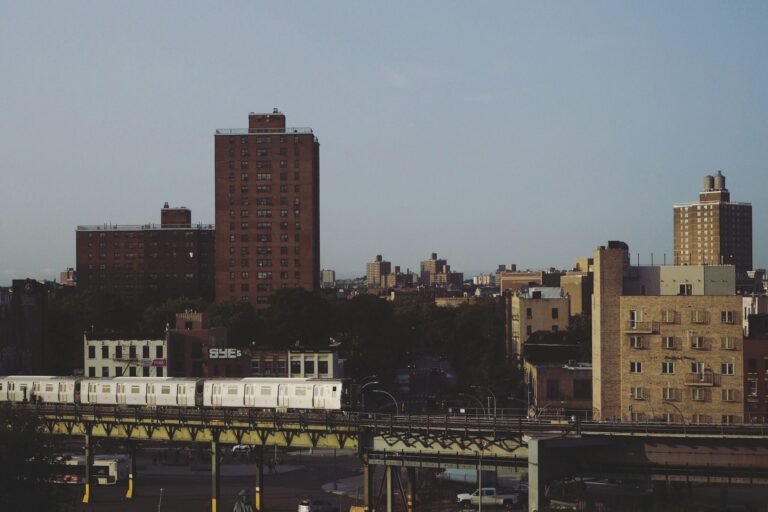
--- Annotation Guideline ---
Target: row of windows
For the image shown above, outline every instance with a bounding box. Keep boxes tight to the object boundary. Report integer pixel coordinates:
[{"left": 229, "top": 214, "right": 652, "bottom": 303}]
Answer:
[
  {"left": 629, "top": 361, "right": 734, "bottom": 374},
  {"left": 629, "top": 335, "right": 738, "bottom": 350},
  {"left": 87, "top": 366, "right": 164, "bottom": 377},
  {"left": 630, "top": 386, "right": 740, "bottom": 402},
  {"left": 87, "top": 345, "right": 163, "bottom": 359}
]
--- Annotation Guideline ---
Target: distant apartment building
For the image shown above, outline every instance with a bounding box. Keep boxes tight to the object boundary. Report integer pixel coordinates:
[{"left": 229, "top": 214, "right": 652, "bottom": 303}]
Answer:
[
  {"left": 83, "top": 337, "right": 168, "bottom": 378},
  {"left": 673, "top": 171, "right": 752, "bottom": 273},
  {"left": 420, "top": 253, "right": 463, "bottom": 288},
  {"left": 320, "top": 269, "right": 336, "bottom": 288},
  {"left": 592, "top": 241, "right": 744, "bottom": 424},
  {"left": 366, "top": 255, "right": 392, "bottom": 288},
  {"left": 506, "top": 287, "right": 570, "bottom": 362},
  {"left": 288, "top": 350, "right": 340, "bottom": 378},
  {"left": 214, "top": 110, "right": 320, "bottom": 306},
  {"left": 0, "top": 279, "right": 69, "bottom": 374},
  {"left": 498, "top": 270, "right": 544, "bottom": 293},
  {"left": 560, "top": 271, "right": 593, "bottom": 318},
  {"left": 60, "top": 268, "right": 76, "bottom": 287},
  {"left": 76, "top": 204, "right": 215, "bottom": 302}
]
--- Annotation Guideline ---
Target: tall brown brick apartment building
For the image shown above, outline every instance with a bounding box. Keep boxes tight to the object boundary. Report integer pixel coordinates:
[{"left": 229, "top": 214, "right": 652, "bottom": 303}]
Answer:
[
  {"left": 75, "top": 204, "right": 214, "bottom": 302},
  {"left": 673, "top": 171, "right": 752, "bottom": 273},
  {"left": 214, "top": 110, "right": 320, "bottom": 305}
]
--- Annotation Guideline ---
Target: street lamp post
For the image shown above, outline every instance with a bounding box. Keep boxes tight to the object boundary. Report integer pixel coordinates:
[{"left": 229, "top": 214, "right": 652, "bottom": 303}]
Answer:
[
  {"left": 471, "top": 385, "right": 497, "bottom": 418},
  {"left": 372, "top": 389, "right": 399, "bottom": 414},
  {"left": 359, "top": 381, "right": 380, "bottom": 411},
  {"left": 458, "top": 393, "right": 486, "bottom": 417}
]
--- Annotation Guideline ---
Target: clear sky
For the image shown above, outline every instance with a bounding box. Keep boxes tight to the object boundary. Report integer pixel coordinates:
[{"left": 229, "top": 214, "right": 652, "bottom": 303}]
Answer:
[{"left": 1, "top": 1, "right": 766, "bottom": 284}]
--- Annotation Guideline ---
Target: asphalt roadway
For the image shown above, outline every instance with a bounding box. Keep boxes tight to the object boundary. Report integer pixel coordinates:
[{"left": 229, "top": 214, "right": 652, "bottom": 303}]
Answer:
[{"left": 55, "top": 448, "right": 365, "bottom": 512}]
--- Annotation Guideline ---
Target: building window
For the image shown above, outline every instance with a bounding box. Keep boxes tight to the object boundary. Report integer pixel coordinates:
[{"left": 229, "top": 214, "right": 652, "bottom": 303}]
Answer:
[
  {"left": 116, "top": 346, "right": 123, "bottom": 359},
  {"left": 318, "top": 360, "right": 329, "bottom": 375},
  {"left": 661, "top": 361, "right": 675, "bottom": 374},
  {"left": 747, "top": 379, "right": 758, "bottom": 397},
  {"left": 551, "top": 308, "right": 559, "bottom": 319},
  {"left": 747, "top": 359, "right": 757, "bottom": 373},
  {"left": 129, "top": 367, "right": 136, "bottom": 377},
  {"left": 662, "top": 336, "right": 676, "bottom": 349},
  {"left": 102, "top": 367, "right": 109, "bottom": 377},
  {"left": 88, "top": 346, "right": 96, "bottom": 359},
  {"left": 630, "top": 336, "right": 644, "bottom": 349},
  {"left": 304, "top": 360, "right": 315, "bottom": 374},
  {"left": 546, "top": 379, "right": 560, "bottom": 399},
  {"left": 290, "top": 361, "right": 301, "bottom": 375},
  {"left": 630, "top": 386, "right": 645, "bottom": 400},
  {"left": 129, "top": 346, "right": 136, "bottom": 359},
  {"left": 720, "top": 311, "right": 735, "bottom": 324},
  {"left": 630, "top": 361, "right": 642, "bottom": 373},
  {"left": 721, "top": 362, "right": 734, "bottom": 375},
  {"left": 143, "top": 367, "right": 150, "bottom": 377},
  {"left": 88, "top": 367, "right": 96, "bottom": 377},
  {"left": 678, "top": 284, "right": 692, "bottom": 296},
  {"left": 142, "top": 346, "right": 150, "bottom": 359},
  {"left": 157, "top": 367, "right": 164, "bottom": 377},
  {"left": 156, "top": 346, "right": 163, "bottom": 358}
]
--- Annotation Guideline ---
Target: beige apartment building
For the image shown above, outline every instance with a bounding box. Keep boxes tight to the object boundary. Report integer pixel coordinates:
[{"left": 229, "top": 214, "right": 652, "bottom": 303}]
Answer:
[
  {"left": 593, "top": 241, "right": 744, "bottom": 424},
  {"left": 507, "top": 287, "right": 570, "bottom": 362},
  {"left": 366, "top": 255, "right": 392, "bottom": 288}
]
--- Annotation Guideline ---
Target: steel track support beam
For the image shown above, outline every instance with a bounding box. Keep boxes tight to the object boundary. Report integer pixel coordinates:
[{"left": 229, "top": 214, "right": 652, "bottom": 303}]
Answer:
[
  {"left": 385, "top": 465, "right": 393, "bottom": 512},
  {"left": 364, "top": 459, "right": 375, "bottom": 511},
  {"left": 125, "top": 442, "right": 137, "bottom": 499},
  {"left": 406, "top": 467, "right": 416, "bottom": 512},
  {"left": 211, "top": 438, "right": 220, "bottom": 512},
  {"left": 82, "top": 430, "right": 94, "bottom": 503},
  {"left": 254, "top": 445, "right": 264, "bottom": 511}
]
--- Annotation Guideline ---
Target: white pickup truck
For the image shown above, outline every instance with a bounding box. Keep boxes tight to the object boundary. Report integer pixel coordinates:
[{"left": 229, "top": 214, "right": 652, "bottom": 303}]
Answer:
[{"left": 456, "top": 487, "right": 522, "bottom": 509}]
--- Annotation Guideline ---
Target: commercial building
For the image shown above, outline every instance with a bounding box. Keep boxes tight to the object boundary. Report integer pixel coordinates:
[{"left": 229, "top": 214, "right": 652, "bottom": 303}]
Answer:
[
  {"left": 506, "top": 287, "right": 570, "bottom": 362},
  {"left": 592, "top": 241, "right": 744, "bottom": 424},
  {"left": 526, "top": 362, "right": 592, "bottom": 417},
  {"left": 673, "top": 171, "right": 752, "bottom": 273},
  {"left": 214, "top": 110, "right": 320, "bottom": 306},
  {"left": 75, "top": 204, "right": 214, "bottom": 302}
]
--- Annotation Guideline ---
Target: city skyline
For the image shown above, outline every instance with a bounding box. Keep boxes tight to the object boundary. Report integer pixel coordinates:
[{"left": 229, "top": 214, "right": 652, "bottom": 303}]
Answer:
[{"left": 2, "top": 2, "right": 767, "bottom": 285}]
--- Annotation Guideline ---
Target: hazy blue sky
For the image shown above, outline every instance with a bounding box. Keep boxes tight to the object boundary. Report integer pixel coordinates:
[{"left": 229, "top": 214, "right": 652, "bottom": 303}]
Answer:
[{"left": 1, "top": 1, "right": 766, "bottom": 284}]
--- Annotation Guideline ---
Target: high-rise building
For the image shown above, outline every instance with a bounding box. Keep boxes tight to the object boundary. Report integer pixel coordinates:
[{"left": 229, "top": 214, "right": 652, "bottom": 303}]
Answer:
[
  {"left": 673, "top": 171, "right": 752, "bottom": 273},
  {"left": 366, "top": 255, "right": 392, "bottom": 288},
  {"left": 75, "top": 204, "right": 214, "bottom": 302},
  {"left": 214, "top": 110, "right": 320, "bottom": 306}
]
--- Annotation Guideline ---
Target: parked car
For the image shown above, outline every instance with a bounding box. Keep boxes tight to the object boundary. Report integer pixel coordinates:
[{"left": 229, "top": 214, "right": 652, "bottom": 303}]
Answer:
[
  {"left": 457, "top": 487, "right": 522, "bottom": 509},
  {"left": 298, "top": 498, "right": 339, "bottom": 512}
]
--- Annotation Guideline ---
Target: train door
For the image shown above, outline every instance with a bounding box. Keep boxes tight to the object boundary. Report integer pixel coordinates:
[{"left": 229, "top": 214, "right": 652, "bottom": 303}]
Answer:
[
  {"left": 147, "top": 384, "right": 156, "bottom": 406},
  {"left": 277, "top": 384, "right": 288, "bottom": 409},
  {"left": 117, "top": 383, "right": 127, "bottom": 405},
  {"left": 177, "top": 384, "right": 187, "bottom": 406},
  {"left": 244, "top": 384, "right": 255, "bottom": 407},
  {"left": 87, "top": 382, "right": 97, "bottom": 403},
  {"left": 313, "top": 385, "right": 325, "bottom": 409},
  {"left": 212, "top": 383, "right": 222, "bottom": 407},
  {"left": 58, "top": 382, "right": 67, "bottom": 403}
]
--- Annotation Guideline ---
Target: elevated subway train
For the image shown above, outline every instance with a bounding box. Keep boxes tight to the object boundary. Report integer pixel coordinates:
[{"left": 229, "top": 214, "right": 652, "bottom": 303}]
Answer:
[{"left": 0, "top": 376, "right": 348, "bottom": 411}]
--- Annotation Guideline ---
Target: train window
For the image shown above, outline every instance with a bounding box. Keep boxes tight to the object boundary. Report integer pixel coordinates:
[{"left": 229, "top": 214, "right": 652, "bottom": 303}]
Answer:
[
  {"left": 103, "top": 385, "right": 111, "bottom": 393},
  {"left": 227, "top": 386, "right": 238, "bottom": 395},
  {"left": 45, "top": 384, "right": 54, "bottom": 392},
  {"left": 295, "top": 387, "right": 306, "bottom": 396},
  {"left": 0, "top": 383, "right": 3, "bottom": 391},
  {"left": 131, "top": 385, "right": 140, "bottom": 394},
  {"left": 332, "top": 386, "right": 337, "bottom": 392},
  {"left": 260, "top": 386, "right": 272, "bottom": 396},
  {"left": 161, "top": 386, "right": 171, "bottom": 395}
]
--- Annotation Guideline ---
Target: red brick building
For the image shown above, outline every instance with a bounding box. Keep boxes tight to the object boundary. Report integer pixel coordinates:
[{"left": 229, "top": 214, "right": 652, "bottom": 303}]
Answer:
[
  {"left": 214, "top": 110, "right": 320, "bottom": 306},
  {"left": 76, "top": 204, "right": 214, "bottom": 302},
  {"left": 744, "top": 337, "right": 768, "bottom": 423}
]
